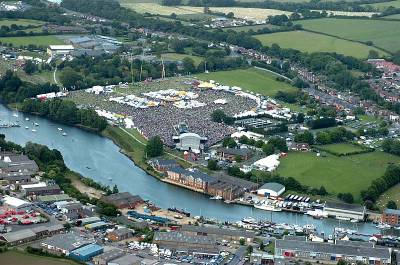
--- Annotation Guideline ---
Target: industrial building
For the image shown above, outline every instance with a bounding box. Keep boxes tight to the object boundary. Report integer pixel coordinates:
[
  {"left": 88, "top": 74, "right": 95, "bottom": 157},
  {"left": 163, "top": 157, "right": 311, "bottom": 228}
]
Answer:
[
  {"left": 93, "top": 249, "right": 125, "bottom": 265},
  {"left": 153, "top": 231, "right": 219, "bottom": 256},
  {"left": 324, "top": 202, "right": 366, "bottom": 221},
  {"left": 21, "top": 182, "right": 61, "bottom": 196},
  {"left": 381, "top": 208, "right": 400, "bottom": 226},
  {"left": 107, "top": 228, "right": 133, "bottom": 242},
  {"left": 257, "top": 182, "right": 285, "bottom": 197},
  {"left": 0, "top": 151, "right": 38, "bottom": 179},
  {"left": 70, "top": 243, "right": 104, "bottom": 262},
  {"left": 41, "top": 232, "right": 94, "bottom": 255},
  {"left": 166, "top": 167, "right": 216, "bottom": 192},
  {"left": 47, "top": 45, "right": 74, "bottom": 57},
  {"left": 0, "top": 224, "right": 64, "bottom": 246},
  {"left": 180, "top": 225, "right": 255, "bottom": 243},
  {"left": 275, "top": 237, "right": 391, "bottom": 264},
  {"left": 149, "top": 159, "right": 179, "bottom": 172}
]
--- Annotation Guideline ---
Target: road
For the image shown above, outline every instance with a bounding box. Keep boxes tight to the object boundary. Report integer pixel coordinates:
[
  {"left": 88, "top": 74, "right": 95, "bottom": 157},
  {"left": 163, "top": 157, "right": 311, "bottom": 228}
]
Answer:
[
  {"left": 53, "top": 67, "right": 59, "bottom": 85},
  {"left": 227, "top": 246, "right": 247, "bottom": 265}
]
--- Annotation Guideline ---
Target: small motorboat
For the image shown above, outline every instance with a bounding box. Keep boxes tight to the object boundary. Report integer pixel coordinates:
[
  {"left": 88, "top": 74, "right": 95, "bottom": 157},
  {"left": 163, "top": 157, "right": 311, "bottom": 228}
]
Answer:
[
  {"left": 58, "top": 128, "right": 63, "bottom": 131},
  {"left": 31, "top": 129, "right": 37, "bottom": 132}
]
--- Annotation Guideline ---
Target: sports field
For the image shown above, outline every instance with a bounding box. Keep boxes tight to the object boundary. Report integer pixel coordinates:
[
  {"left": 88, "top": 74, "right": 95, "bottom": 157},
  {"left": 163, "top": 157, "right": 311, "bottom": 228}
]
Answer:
[
  {"left": 162, "top": 53, "right": 203, "bottom": 66},
  {"left": 195, "top": 68, "right": 297, "bottom": 97},
  {"left": 298, "top": 18, "right": 400, "bottom": 53},
  {"left": 0, "top": 35, "right": 64, "bottom": 47},
  {"left": 0, "top": 18, "right": 44, "bottom": 27},
  {"left": 0, "top": 250, "right": 80, "bottom": 265},
  {"left": 315, "top": 143, "right": 366, "bottom": 155},
  {"left": 255, "top": 31, "right": 386, "bottom": 58},
  {"left": 277, "top": 151, "right": 400, "bottom": 201}
]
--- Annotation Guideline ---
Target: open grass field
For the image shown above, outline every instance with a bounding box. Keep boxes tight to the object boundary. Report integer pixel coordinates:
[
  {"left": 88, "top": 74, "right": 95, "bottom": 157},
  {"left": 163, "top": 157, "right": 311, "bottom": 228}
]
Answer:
[
  {"left": 377, "top": 184, "right": 400, "bottom": 210},
  {"left": 222, "top": 24, "right": 279, "bottom": 33},
  {"left": 255, "top": 31, "right": 386, "bottom": 58},
  {"left": 277, "top": 151, "right": 400, "bottom": 201},
  {"left": 363, "top": 0, "right": 400, "bottom": 10},
  {"left": 314, "top": 143, "right": 366, "bottom": 155},
  {"left": 0, "top": 35, "right": 64, "bottom": 47},
  {"left": 195, "top": 68, "right": 297, "bottom": 97},
  {"left": 383, "top": 13, "right": 400, "bottom": 19},
  {"left": 0, "top": 18, "right": 44, "bottom": 27},
  {"left": 119, "top": 1, "right": 291, "bottom": 21},
  {"left": 298, "top": 18, "right": 400, "bottom": 53},
  {"left": 0, "top": 250, "right": 80, "bottom": 265},
  {"left": 162, "top": 53, "right": 203, "bottom": 66}
]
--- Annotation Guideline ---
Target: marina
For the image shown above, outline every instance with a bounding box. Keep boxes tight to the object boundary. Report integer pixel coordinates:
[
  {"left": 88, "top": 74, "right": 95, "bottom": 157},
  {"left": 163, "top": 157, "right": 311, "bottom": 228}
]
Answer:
[{"left": 0, "top": 104, "right": 380, "bottom": 235}]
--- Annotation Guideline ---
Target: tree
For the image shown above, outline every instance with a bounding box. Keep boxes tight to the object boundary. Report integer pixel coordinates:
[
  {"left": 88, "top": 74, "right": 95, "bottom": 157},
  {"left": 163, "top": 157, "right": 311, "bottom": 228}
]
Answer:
[
  {"left": 146, "top": 136, "right": 164, "bottom": 157},
  {"left": 23, "top": 60, "right": 37, "bottom": 75},
  {"left": 387, "top": 200, "right": 397, "bottom": 209},
  {"left": 246, "top": 245, "right": 253, "bottom": 254},
  {"left": 226, "top": 12, "right": 234, "bottom": 18},
  {"left": 182, "top": 57, "right": 196, "bottom": 74},
  {"left": 239, "top": 238, "right": 245, "bottom": 245},
  {"left": 207, "top": 159, "right": 219, "bottom": 170},
  {"left": 112, "top": 184, "right": 119, "bottom": 194},
  {"left": 338, "top": 192, "right": 354, "bottom": 204},
  {"left": 368, "top": 50, "right": 379, "bottom": 59},
  {"left": 59, "top": 68, "right": 82, "bottom": 90},
  {"left": 222, "top": 137, "right": 237, "bottom": 148},
  {"left": 294, "top": 131, "right": 314, "bottom": 144}
]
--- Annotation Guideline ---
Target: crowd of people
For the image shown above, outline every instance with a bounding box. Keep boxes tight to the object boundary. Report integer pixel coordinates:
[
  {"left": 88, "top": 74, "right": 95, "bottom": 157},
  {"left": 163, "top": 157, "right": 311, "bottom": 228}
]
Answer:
[{"left": 67, "top": 79, "right": 258, "bottom": 147}]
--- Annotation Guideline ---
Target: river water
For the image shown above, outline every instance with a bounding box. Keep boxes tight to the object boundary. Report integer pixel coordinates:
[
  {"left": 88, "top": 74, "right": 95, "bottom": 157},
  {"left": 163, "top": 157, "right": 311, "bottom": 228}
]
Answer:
[{"left": 0, "top": 105, "right": 379, "bottom": 235}]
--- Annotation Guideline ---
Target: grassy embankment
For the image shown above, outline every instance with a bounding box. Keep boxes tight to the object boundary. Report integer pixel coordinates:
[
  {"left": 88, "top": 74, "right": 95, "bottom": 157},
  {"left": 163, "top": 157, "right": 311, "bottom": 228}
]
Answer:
[{"left": 0, "top": 250, "right": 80, "bottom": 265}]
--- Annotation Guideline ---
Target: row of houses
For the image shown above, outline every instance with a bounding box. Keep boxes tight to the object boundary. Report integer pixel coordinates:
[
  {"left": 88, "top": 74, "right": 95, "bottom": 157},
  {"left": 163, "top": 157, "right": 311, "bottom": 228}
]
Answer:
[{"left": 150, "top": 159, "right": 257, "bottom": 200}]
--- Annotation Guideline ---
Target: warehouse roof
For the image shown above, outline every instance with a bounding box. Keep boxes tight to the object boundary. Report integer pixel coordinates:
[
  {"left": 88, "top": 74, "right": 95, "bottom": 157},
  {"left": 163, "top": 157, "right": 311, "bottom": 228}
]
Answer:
[
  {"left": 325, "top": 202, "right": 365, "bottom": 213},
  {"left": 2, "top": 195, "right": 31, "bottom": 208},
  {"left": 154, "top": 231, "right": 215, "bottom": 245},
  {"left": 276, "top": 239, "right": 390, "bottom": 259},
  {"left": 71, "top": 243, "right": 103, "bottom": 256},
  {"left": 42, "top": 232, "right": 93, "bottom": 252},
  {"left": 217, "top": 147, "right": 252, "bottom": 156},
  {"left": 101, "top": 192, "right": 143, "bottom": 208},
  {"left": 49, "top": 45, "right": 74, "bottom": 50},
  {"left": 259, "top": 182, "right": 285, "bottom": 193},
  {"left": 37, "top": 194, "right": 71, "bottom": 202},
  {"left": 93, "top": 249, "right": 125, "bottom": 262},
  {"left": 181, "top": 225, "right": 255, "bottom": 238},
  {"left": 0, "top": 229, "right": 36, "bottom": 243}
]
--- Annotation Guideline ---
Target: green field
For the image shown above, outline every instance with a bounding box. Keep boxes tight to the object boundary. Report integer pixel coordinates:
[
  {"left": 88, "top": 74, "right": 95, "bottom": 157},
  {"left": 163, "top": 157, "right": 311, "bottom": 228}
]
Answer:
[
  {"left": 0, "top": 18, "right": 44, "bottom": 27},
  {"left": 255, "top": 31, "right": 386, "bottom": 58},
  {"left": 315, "top": 143, "right": 366, "bottom": 155},
  {"left": 383, "top": 13, "right": 400, "bottom": 19},
  {"left": 163, "top": 53, "right": 203, "bottom": 66},
  {"left": 0, "top": 250, "right": 80, "bottom": 265},
  {"left": 223, "top": 24, "right": 279, "bottom": 33},
  {"left": 277, "top": 151, "right": 400, "bottom": 201},
  {"left": 298, "top": 18, "right": 400, "bottom": 53},
  {"left": 0, "top": 35, "right": 64, "bottom": 47},
  {"left": 363, "top": 0, "right": 400, "bottom": 10},
  {"left": 195, "top": 68, "right": 297, "bottom": 97}
]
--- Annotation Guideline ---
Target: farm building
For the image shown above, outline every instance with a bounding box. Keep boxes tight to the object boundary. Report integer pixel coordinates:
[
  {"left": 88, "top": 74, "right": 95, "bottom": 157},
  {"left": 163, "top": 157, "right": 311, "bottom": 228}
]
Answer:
[
  {"left": 324, "top": 202, "right": 366, "bottom": 221},
  {"left": 275, "top": 236, "right": 391, "bottom": 264},
  {"left": 47, "top": 45, "right": 74, "bottom": 56},
  {"left": 70, "top": 243, "right": 104, "bottom": 262},
  {"left": 257, "top": 182, "right": 285, "bottom": 197}
]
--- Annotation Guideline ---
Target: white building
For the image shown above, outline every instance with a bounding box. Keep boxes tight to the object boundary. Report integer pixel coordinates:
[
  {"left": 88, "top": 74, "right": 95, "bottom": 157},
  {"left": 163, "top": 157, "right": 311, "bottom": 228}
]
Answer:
[
  {"left": 323, "top": 202, "right": 366, "bottom": 221},
  {"left": 173, "top": 132, "right": 207, "bottom": 153},
  {"left": 253, "top": 154, "right": 280, "bottom": 172},
  {"left": 257, "top": 182, "right": 285, "bottom": 197},
  {"left": 2, "top": 195, "right": 31, "bottom": 209},
  {"left": 47, "top": 45, "right": 74, "bottom": 57}
]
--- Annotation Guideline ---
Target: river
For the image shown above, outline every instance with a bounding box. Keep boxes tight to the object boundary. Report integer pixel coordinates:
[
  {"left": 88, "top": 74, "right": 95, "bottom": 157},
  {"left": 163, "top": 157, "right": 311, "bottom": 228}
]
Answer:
[{"left": 0, "top": 105, "right": 379, "bottom": 235}]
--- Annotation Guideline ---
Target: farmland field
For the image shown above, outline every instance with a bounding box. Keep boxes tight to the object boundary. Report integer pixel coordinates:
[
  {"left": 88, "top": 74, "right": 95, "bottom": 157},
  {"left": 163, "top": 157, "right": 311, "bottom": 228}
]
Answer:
[
  {"left": 195, "top": 68, "right": 297, "bottom": 97},
  {"left": 314, "top": 143, "right": 366, "bottom": 155},
  {"left": 119, "top": 2, "right": 291, "bottom": 21},
  {"left": 0, "top": 18, "right": 44, "bottom": 27},
  {"left": 363, "top": 0, "right": 400, "bottom": 10},
  {"left": 222, "top": 24, "right": 279, "bottom": 33},
  {"left": 0, "top": 35, "right": 64, "bottom": 47},
  {"left": 277, "top": 151, "right": 400, "bottom": 201},
  {"left": 162, "top": 53, "right": 203, "bottom": 66},
  {"left": 255, "top": 31, "right": 386, "bottom": 58},
  {"left": 0, "top": 250, "right": 80, "bottom": 265},
  {"left": 298, "top": 18, "right": 400, "bottom": 53}
]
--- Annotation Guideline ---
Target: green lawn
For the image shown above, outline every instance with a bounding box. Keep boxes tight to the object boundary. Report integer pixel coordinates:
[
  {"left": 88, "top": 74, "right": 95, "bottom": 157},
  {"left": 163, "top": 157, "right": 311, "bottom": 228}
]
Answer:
[
  {"left": 162, "top": 52, "right": 203, "bottom": 66},
  {"left": 0, "top": 250, "right": 80, "bottom": 265},
  {"left": 314, "top": 143, "right": 366, "bottom": 155},
  {"left": 255, "top": 31, "right": 386, "bottom": 58},
  {"left": 363, "top": 0, "right": 400, "bottom": 10},
  {"left": 0, "top": 18, "right": 44, "bottom": 27},
  {"left": 298, "top": 18, "right": 400, "bottom": 53},
  {"left": 377, "top": 184, "right": 400, "bottom": 210},
  {"left": 383, "top": 13, "right": 400, "bottom": 19},
  {"left": 195, "top": 68, "right": 297, "bottom": 97},
  {"left": 0, "top": 35, "right": 64, "bottom": 47},
  {"left": 277, "top": 151, "right": 400, "bottom": 201}
]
